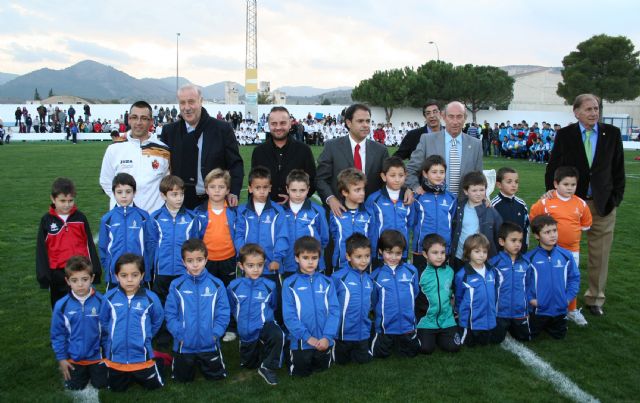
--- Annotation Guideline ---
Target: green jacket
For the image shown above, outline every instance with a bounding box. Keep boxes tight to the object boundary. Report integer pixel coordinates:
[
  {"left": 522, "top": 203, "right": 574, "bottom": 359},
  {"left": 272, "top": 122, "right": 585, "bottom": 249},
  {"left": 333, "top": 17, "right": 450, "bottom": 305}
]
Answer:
[{"left": 417, "top": 264, "right": 457, "bottom": 329}]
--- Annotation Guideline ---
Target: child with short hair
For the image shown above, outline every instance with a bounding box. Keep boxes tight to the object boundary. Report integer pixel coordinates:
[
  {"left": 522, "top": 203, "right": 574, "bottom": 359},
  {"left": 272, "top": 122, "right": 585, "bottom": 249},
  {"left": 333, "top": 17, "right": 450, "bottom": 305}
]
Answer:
[
  {"left": 491, "top": 167, "right": 530, "bottom": 252},
  {"left": 99, "top": 173, "right": 151, "bottom": 289},
  {"left": 370, "top": 230, "right": 420, "bottom": 358},
  {"left": 530, "top": 166, "right": 592, "bottom": 326},
  {"left": 331, "top": 233, "right": 374, "bottom": 365},
  {"left": 451, "top": 171, "right": 503, "bottom": 269},
  {"left": 282, "top": 169, "right": 329, "bottom": 276},
  {"left": 164, "top": 239, "right": 231, "bottom": 382},
  {"left": 365, "top": 156, "right": 412, "bottom": 268},
  {"left": 489, "top": 222, "right": 533, "bottom": 342},
  {"left": 282, "top": 236, "right": 340, "bottom": 377},
  {"left": 525, "top": 215, "right": 580, "bottom": 339},
  {"left": 416, "top": 234, "right": 461, "bottom": 354},
  {"left": 50, "top": 256, "right": 107, "bottom": 390},
  {"left": 454, "top": 234, "right": 500, "bottom": 347},
  {"left": 330, "top": 168, "right": 372, "bottom": 270},
  {"left": 227, "top": 244, "right": 284, "bottom": 385},
  {"left": 37, "top": 177, "right": 101, "bottom": 308},
  {"left": 100, "top": 253, "right": 164, "bottom": 392}
]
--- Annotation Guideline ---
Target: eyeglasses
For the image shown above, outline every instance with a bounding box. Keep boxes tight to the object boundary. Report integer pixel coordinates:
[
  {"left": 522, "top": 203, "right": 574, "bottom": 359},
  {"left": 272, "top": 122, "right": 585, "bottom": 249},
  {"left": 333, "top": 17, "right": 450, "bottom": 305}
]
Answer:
[
  {"left": 129, "top": 115, "right": 151, "bottom": 122},
  {"left": 425, "top": 110, "right": 440, "bottom": 116}
]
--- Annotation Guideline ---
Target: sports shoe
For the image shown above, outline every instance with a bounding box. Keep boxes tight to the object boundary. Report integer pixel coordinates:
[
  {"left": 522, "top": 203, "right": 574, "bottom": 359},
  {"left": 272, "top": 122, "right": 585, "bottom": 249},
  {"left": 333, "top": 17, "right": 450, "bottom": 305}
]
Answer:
[
  {"left": 222, "top": 332, "right": 237, "bottom": 342},
  {"left": 567, "top": 309, "right": 588, "bottom": 326},
  {"left": 258, "top": 366, "right": 278, "bottom": 385}
]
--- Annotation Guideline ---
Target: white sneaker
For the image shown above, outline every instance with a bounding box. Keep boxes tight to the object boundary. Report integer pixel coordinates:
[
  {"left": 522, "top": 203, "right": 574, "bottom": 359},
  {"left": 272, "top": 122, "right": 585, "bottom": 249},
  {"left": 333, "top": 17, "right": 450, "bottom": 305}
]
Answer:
[
  {"left": 567, "top": 309, "right": 588, "bottom": 326},
  {"left": 222, "top": 331, "right": 237, "bottom": 342}
]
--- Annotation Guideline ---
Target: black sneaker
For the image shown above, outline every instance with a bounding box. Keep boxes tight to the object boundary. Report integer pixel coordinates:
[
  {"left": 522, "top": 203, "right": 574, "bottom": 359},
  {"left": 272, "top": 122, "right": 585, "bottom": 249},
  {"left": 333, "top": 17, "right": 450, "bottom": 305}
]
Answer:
[{"left": 258, "top": 366, "right": 278, "bottom": 386}]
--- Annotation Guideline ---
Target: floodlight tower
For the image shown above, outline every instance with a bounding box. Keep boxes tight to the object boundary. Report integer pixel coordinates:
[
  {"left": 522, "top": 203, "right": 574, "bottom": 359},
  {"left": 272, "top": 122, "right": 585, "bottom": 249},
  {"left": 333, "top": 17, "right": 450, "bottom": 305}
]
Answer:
[{"left": 245, "top": 0, "right": 258, "bottom": 120}]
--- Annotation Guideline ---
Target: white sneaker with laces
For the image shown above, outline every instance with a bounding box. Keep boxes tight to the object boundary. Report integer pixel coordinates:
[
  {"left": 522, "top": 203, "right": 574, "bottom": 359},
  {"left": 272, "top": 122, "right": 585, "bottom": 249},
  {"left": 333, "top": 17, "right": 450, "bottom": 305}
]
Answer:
[
  {"left": 222, "top": 331, "right": 237, "bottom": 342},
  {"left": 567, "top": 309, "right": 588, "bottom": 326}
]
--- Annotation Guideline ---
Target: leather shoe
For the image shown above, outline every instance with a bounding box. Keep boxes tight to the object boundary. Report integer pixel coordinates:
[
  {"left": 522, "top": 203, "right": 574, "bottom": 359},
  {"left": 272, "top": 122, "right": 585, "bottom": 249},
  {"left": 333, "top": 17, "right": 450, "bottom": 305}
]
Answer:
[{"left": 587, "top": 305, "right": 604, "bottom": 316}]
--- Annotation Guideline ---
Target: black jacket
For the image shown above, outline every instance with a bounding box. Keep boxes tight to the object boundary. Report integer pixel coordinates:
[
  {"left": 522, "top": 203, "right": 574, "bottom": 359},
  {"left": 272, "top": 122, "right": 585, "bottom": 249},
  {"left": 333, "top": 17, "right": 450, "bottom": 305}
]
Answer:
[
  {"left": 451, "top": 196, "right": 503, "bottom": 260},
  {"left": 394, "top": 125, "right": 429, "bottom": 160}
]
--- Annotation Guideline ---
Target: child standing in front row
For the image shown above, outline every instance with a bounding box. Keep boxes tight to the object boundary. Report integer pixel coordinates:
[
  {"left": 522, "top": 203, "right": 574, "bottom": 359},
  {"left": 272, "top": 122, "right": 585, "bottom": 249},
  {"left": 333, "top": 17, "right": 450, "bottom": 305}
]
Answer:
[
  {"left": 100, "top": 254, "right": 164, "bottom": 392},
  {"left": 370, "top": 230, "right": 421, "bottom": 358},
  {"left": 164, "top": 239, "right": 230, "bottom": 383}
]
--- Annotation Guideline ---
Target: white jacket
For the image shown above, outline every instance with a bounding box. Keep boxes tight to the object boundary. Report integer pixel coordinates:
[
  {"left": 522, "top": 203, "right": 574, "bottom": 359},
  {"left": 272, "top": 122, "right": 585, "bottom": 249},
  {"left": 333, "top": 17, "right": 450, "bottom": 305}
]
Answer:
[{"left": 99, "top": 133, "right": 170, "bottom": 213}]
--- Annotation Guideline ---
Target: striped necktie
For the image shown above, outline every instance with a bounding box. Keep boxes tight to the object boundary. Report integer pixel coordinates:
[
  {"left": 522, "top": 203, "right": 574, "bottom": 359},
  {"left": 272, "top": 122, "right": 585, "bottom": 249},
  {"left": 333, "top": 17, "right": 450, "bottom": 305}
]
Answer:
[{"left": 449, "top": 137, "right": 461, "bottom": 194}]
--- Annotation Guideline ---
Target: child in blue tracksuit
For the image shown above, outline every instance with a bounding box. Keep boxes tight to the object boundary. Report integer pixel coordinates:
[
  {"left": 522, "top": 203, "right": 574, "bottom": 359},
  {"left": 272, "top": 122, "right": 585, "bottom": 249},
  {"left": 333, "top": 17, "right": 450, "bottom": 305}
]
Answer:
[
  {"left": 227, "top": 244, "right": 284, "bottom": 386},
  {"left": 99, "top": 173, "right": 151, "bottom": 289},
  {"left": 370, "top": 230, "right": 420, "bottom": 358},
  {"left": 365, "top": 156, "right": 412, "bottom": 269},
  {"left": 234, "top": 166, "right": 289, "bottom": 282},
  {"left": 490, "top": 222, "right": 533, "bottom": 342},
  {"left": 282, "top": 237, "right": 340, "bottom": 377},
  {"left": 164, "top": 239, "right": 230, "bottom": 382},
  {"left": 454, "top": 234, "right": 499, "bottom": 347},
  {"left": 330, "top": 168, "right": 372, "bottom": 270},
  {"left": 331, "top": 233, "right": 374, "bottom": 365},
  {"left": 51, "top": 256, "right": 107, "bottom": 390},
  {"left": 525, "top": 215, "right": 580, "bottom": 340},
  {"left": 100, "top": 253, "right": 164, "bottom": 392},
  {"left": 282, "top": 169, "right": 329, "bottom": 276}
]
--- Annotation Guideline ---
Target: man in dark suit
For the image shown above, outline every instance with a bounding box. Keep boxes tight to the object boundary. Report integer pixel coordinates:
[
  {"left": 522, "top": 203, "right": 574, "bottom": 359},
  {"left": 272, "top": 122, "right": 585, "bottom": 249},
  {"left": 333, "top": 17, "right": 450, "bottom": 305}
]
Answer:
[
  {"left": 545, "top": 94, "right": 625, "bottom": 316},
  {"left": 161, "top": 85, "right": 244, "bottom": 209},
  {"left": 395, "top": 100, "right": 443, "bottom": 160}
]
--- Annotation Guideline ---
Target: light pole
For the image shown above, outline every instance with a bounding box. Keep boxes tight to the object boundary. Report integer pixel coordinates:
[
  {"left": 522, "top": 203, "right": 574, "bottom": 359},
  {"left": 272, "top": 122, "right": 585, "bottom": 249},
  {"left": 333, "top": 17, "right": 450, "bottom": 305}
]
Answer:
[
  {"left": 176, "top": 33, "right": 181, "bottom": 92},
  {"left": 428, "top": 41, "right": 440, "bottom": 61}
]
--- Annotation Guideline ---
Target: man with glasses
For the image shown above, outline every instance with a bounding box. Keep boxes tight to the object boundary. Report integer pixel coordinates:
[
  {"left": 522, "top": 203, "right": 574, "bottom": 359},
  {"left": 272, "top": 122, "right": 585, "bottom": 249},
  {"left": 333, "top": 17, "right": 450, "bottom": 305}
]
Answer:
[
  {"left": 99, "top": 100, "right": 170, "bottom": 212},
  {"left": 395, "top": 100, "right": 443, "bottom": 160}
]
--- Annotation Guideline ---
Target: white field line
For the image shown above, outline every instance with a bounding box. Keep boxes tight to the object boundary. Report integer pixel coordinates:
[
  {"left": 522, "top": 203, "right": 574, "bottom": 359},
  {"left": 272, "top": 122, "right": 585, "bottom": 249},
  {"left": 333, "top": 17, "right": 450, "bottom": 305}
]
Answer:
[
  {"left": 66, "top": 384, "right": 100, "bottom": 403},
  {"left": 501, "top": 336, "right": 600, "bottom": 403}
]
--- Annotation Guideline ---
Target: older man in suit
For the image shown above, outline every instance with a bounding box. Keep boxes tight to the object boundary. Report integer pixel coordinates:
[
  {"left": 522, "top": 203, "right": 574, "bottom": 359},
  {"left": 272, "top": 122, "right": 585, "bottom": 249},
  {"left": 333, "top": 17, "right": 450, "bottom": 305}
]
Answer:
[
  {"left": 545, "top": 94, "right": 625, "bottom": 316},
  {"left": 406, "top": 101, "right": 483, "bottom": 195}
]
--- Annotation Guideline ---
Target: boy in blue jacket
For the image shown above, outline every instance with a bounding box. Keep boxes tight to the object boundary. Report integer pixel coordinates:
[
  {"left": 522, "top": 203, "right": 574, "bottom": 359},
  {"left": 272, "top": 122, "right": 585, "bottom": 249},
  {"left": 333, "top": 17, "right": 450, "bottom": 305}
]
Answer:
[
  {"left": 282, "top": 236, "right": 340, "bottom": 377},
  {"left": 370, "top": 230, "right": 420, "bottom": 358},
  {"left": 525, "top": 215, "right": 580, "bottom": 340},
  {"left": 331, "top": 233, "right": 374, "bottom": 364},
  {"left": 228, "top": 244, "right": 284, "bottom": 385},
  {"left": 282, "top": 169, "right": 329, "bottom": 276},
  {"left": 51, "top": 256, "right": 107, "bottom": 390},
  {"left": 164, "top": 239, "right": 231, "bottom": 382},
  {"left": 99, "top": 173, "right": 151, "bottom": 289},
  {"left": 490, "top": 222, "right": 533, "bottom": 342},
  {"left": 100, "top": 253, "right": 164, "bottom": 392}
]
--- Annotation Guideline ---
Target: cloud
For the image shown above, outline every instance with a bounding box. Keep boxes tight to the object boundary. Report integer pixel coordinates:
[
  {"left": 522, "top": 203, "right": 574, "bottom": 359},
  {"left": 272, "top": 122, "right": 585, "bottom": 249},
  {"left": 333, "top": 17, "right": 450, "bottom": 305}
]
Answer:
[
  {"left": 9, "top": 43, "right": 69, "bottom": 63},
  {"left": 187, "top": 54, "right": 244, "bottom": 71},
  {"left": 65, "top": 39, "right": 134, "bottom": 64}
]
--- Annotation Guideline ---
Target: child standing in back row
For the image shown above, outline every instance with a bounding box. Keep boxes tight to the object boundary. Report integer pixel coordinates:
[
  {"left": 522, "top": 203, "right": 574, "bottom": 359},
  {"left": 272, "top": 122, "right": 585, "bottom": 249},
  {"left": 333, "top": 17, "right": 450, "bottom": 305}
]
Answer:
[{"left": 491, "top": 167, "right": 530, "bottom": 252}]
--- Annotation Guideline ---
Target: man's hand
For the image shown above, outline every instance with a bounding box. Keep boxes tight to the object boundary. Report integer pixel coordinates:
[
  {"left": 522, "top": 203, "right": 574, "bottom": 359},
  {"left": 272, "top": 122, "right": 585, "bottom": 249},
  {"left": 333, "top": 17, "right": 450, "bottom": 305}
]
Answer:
[
  {"left": 227, "top": 194, "right": 239, "bottom": 207},
  {"left": 414, "top": 186, "right": 425, "bottom": 196},
  {"left": 529, "top": 299, "right": 538, "bottom": 307},
  {"left": 58, "top": 360, "right": 74, "bottom": 381},
  {"left": 277, "top": 194, "right": 290, "bottom": 205},
  {"left": 327, "top": 196, "right": 346, "bottom": 218},
  {"left": 541, "top": 190, "right": 555, "bottom": 200},
  {"left": 403, "top": 188, "right": 414, "bottom": 205},
  {"left": 316, "top": 338, "right": 330, "bottom": 351},
  {"left": 269, "top": 261, "right": 280, "bottom": 272}
]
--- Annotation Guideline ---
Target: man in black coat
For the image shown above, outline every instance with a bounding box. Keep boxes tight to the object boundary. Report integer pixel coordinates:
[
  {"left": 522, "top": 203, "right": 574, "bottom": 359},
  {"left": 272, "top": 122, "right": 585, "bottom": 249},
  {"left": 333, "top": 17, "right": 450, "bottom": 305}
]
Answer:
[
  {"left": 251, "top": 106, "right": 316, "bottom": 204},
  {"left": 545, "top": 93, "right": 625, "bottom": 316},
  {"left": 394, "top": 100, "right": 442, "bottom": 160},
  {"left": 161, "top": 84, "right": 244, "bottom": 209}
]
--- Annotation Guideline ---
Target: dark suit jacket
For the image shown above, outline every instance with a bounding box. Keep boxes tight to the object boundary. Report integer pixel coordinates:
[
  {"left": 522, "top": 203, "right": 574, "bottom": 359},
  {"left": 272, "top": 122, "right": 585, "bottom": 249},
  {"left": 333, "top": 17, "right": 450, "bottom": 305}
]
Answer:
[
  {"left": 394, "top": 125, "right": 429, "bottom": 160},
  {"left": 545, "top": 122, "right": 625, "bottom": 216},
  {"left": 316, "top": 135, "right": 389, "bottom": 203}
]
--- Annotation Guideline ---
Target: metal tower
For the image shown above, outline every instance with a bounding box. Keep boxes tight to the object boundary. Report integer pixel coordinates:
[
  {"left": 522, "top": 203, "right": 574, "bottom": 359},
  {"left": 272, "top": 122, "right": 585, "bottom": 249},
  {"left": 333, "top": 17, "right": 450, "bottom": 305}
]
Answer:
[{"left": 245, "top": 0, "right": 258, "bottom": 120}]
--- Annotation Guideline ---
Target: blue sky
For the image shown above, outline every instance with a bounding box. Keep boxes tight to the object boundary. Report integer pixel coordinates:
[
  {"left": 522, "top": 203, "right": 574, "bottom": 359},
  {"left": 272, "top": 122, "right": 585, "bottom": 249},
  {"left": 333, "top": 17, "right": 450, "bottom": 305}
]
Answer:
[{"left": 0, "top": 0, "right": 638, "bottom": 88}]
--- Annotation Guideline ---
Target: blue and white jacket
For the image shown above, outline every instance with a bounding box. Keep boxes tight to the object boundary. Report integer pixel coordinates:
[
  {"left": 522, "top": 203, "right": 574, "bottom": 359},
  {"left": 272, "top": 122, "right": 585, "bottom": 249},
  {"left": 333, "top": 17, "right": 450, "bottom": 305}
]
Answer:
[
  {"left": 454, "top": 264, "right": 499, "bottom": 330},
  {"left": 331, "top": 265, "right": 373, "bottom": 341},
  {"left": 365, "top": 187, "right": 412, "bottom": 258},
  {"left": 234, "top": 198, "right": 289, "bottom": 274},
  {"left": 329, "top": 206, "right": 371, "bottom": 268},
  {"left": 100, "top": 287, "right": 163, "bottom": 364},
  {"left": 164, "top": 271, "right": 230, "bottom": 353},
  {"left": 147, "top": 205, "right": 201, "bottom": 277},
  {"left": 99, "top": 205, "right": 151, "bottom": 283},
  {"left": 51, "top": 289, "right": 104, "bottom": 361},
  {"left": 525, "top": 246, "right": 580, "bottom": 317},
  {"left": 282, "top": 272, "right": 340, "bottom": 350},
  {"left": 411, "top": 190, "right": 457, "bottom": 254},
  {"left": 371, "top": 263, "right": 419, "bottom": 335},
  {"left": 227, "top": 277, "right": 278, "bottom": 343},
  {"left": 490, "top": 252, "right": 533, "bottom": 318},
  {"left": 282, "top": 199, "right": 329, "bottom": 273}
]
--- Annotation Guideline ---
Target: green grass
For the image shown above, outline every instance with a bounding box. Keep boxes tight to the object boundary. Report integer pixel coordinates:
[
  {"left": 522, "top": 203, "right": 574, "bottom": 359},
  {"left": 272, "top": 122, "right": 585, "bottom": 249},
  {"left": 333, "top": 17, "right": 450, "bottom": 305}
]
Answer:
[{"left": 1, "top": 142, "right": 638, "bottom": 402}]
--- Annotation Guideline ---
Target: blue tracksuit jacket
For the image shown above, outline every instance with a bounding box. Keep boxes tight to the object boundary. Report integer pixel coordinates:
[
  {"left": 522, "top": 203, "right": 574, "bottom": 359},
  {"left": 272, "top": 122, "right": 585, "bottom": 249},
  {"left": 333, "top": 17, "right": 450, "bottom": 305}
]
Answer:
[
  {"left": 164, "top": 271, "right": 230, "bottom": 353},
  {"left": 371, "top": 263, "right": 419, "bottom": 335},
  {"left": 282, "top": 199, "right": 329, "bottom": 272},
  {"left": 331, "top": 265, "right": 373, "bottom": 341},
  {"left": 51, "top": 289, "right": 104, "bottom": 361},
  {"left": 282, "top": 271, "right": 340, "bottom": 350},
  {"left": 329, "top": 206, "right": 371, "bottom": 268},
  {"left": 365, "top": 187, "right": 412, "bottom": 258},
  {"left": 227, "top": 277, "right": 278, "bottom": 343},
  {"left": 490, "top": 252, "right": 533, "bottom": 318},
  {"left": 411, "top": 189, "right": 457, "bottom": 254},
  {"left": 454, "top": 264, "right": 499, "bottom": 330}
]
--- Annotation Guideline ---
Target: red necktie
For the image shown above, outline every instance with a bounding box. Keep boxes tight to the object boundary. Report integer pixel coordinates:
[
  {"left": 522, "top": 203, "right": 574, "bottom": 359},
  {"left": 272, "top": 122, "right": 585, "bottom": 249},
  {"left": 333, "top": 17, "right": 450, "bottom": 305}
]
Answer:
[{"left": 354, "top": 143, "right": 362, "bottom": 171}]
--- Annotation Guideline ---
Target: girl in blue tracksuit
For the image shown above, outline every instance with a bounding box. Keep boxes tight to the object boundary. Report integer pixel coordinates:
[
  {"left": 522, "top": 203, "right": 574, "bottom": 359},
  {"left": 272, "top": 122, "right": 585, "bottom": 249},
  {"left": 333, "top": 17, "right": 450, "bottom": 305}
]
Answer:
[{"left": 100, "top": 253, "right": 164, "bottom": 392}]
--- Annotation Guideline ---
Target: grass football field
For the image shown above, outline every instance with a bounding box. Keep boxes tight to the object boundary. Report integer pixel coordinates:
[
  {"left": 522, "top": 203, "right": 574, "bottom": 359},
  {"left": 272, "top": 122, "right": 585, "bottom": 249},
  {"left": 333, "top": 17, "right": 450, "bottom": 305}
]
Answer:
[{"left": 0, "top": 141, "right": 638, "bottom": 402}]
